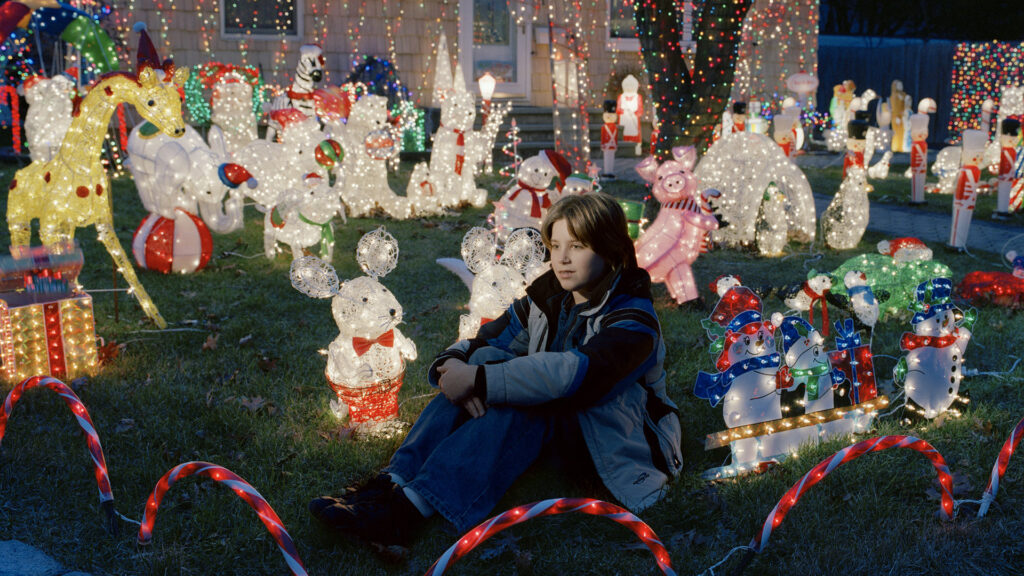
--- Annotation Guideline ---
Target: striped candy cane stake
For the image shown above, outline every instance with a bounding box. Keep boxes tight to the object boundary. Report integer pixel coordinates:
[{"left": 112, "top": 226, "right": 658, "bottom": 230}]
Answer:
[
  {"left": 978, "top": 414, "right": 1024, "bottom": 517},
  {"left": 750, "top": 436, "right": 953, "bottom": 555},
  {"left": 0, "top": 375, "right": 117, "bottom": 533},
  {"left": 138, "top": 462, "right": 307, "bottom": 576},
  {"left": 424, "top": 498, "right": 675, "bottom": 576}
]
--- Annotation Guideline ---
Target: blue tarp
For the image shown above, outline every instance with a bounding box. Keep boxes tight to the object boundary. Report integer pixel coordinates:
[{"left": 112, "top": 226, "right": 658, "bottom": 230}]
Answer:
[{"left": 816, "top": 35, "right": 957, "bottom": 146}]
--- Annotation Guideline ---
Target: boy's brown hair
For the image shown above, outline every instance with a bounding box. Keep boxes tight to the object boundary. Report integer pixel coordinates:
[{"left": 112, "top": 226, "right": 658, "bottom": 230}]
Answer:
[{"left": 540, "top": 193, "right": 638, "bottom": 270}]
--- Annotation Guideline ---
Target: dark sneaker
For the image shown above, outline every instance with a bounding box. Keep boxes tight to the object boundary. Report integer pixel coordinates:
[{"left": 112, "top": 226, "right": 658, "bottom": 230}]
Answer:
[
  {"left": 309, "top": 472, "right": 396, "bottom": 521},
  {"left": 312, "top": 484, "right": 424, "bottom": 547}
]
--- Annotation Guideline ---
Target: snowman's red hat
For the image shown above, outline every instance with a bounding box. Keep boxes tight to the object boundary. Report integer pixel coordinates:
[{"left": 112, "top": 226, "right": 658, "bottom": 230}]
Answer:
[
  {"left": 704, "top": 286, "right": 778, "bottom": 371},
  {"left": 540, "top": 150, "right": 571, "bottom": 191},
  {"left": 269, "top": 108, "right": 311, "bottom": 132}
]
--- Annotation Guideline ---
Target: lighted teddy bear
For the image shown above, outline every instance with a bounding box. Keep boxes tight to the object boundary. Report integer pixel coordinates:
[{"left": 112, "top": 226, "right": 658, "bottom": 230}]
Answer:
[
  {"left": 634, "top": 146, "right": 719, "bottom": 304},
  {"left": 491, "top": 150, "right": 570, "bottom": 243},
  {"left": 438, "top": 227, "right": 547, "bottom": 341},
  {"left": 290, "top": 227, "right": 417, "bottom": 436},
  {"left": 336, "top": 94, "right": 410, "bottom": 219},
  {"left": 20, "top": 73, "right": 75, "bottom": 163}
]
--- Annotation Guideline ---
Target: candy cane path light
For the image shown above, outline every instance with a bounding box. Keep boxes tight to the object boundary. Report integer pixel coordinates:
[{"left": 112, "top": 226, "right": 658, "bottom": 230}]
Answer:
[
  {"left": 424, "top": 498, "right": 675, "bottom": 576},
  {"left": 138, "top": 461, "right": 307, "bottom": 576},
  {"left": 978, "top": 414, "right": 1024, "bottom": 517},
  {"left": 0, "top": 375, "right": 117, "bottom": 534},
  {"left": 749, "top": 435, "right": 953, "bottom": 556}
]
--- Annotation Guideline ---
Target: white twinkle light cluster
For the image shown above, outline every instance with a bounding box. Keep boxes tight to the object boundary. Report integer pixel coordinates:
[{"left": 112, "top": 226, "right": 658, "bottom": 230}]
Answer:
[
  {"left": 822, "top": 166, "right": 871, "bottom": 250},
  {"left": 695, "top": 132, "right": 816, "bottom": 248},
  {"left": 290, "top": 228, "right": 417, "bottom": 437},
  {"left": 210, "top": 71, "right": 259, "bottom": 156},
  {"left": 21, "top": 74, "right": 75, "bottom": 163},
  {"left": 336, "top": 94, "right": 411, "bottom": 219},
  {"left": 754, "top": 182, "right": 788, "bottom": 257}
]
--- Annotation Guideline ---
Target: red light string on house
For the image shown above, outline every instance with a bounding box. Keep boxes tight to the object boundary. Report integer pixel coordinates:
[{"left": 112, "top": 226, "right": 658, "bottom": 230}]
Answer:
[
  {"left": 978, "top": 414, "right": 1024, "bottom": 517},
  {"left": 138, "top": 461, "right": 307, "bottom": 576},
  {"left": 0, "top": 375, "right": 118, "bottom": 533},
  {"left": 423, "top": 498, "right": 676, "bottom": 576}
]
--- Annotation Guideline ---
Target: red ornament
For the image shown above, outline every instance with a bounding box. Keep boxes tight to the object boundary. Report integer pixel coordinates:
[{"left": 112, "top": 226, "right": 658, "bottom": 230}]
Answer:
[{"left": 132, "top": 209, "right": 213, "bottom": 274}]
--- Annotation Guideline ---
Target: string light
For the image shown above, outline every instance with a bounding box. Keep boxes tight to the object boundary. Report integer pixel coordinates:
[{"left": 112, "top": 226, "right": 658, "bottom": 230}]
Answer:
[{"left": 947, "top": 42, "right": 1024, "bottom": 144}]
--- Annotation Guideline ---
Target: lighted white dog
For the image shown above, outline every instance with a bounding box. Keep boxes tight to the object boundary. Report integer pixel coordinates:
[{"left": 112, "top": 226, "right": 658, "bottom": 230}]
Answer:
[
  {"left": 20, "top": 74, "right": 75, "bottom": 163},
  {"left": 336, "top": 94, "right": 410, "bottom": 218}
]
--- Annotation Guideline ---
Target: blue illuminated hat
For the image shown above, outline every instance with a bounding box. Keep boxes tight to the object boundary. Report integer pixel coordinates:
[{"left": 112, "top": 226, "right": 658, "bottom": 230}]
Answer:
[
  {"left": 778, "top": 316, "right": 815, "bottom": 354},
  {"left": 910, "top": 277, "right": 954, "bottom": 324}
]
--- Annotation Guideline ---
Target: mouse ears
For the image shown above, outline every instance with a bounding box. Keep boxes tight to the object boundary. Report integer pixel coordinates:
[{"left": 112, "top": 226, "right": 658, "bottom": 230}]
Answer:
[
  {"left": 290, "top": 255, "right": 340, "bottom": 299},
  {"left": 501, "top": 228, "right": 546, "bottom": 274},
  {"left": 461, "top": 227, "right": 498, "bottom": 275},
  {"left": 357, "top": 226, "right": 399, "bottom": 279}
]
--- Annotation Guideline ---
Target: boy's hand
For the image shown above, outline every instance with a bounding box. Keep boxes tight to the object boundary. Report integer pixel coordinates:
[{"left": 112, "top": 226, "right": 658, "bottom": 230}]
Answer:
[
  {"left": 461, "top": 396, "right": 487, "bottom": 419},
  {"left": 437, "top": 358, "right": 478, "bottom": 404}
]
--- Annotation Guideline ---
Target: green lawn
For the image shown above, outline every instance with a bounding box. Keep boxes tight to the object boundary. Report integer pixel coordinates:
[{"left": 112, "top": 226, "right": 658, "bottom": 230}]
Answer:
[{"left": 0, "top": 157, "right": 1022, "bottom": 576}]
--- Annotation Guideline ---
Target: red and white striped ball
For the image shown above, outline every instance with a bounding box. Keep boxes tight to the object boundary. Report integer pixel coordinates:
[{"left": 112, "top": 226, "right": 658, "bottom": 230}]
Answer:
[{"left": 132, "top": 209, "right": 213, "bottom": 274}]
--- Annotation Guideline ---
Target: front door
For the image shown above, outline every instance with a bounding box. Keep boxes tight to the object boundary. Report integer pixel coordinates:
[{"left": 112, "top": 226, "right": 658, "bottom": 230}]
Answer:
[{"left": 459, "top": 0, "right": 530, "bottom": 98}]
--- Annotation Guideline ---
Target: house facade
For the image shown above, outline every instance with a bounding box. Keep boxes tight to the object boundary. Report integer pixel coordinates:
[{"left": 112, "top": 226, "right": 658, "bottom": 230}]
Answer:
[{"left": 119, "top": 0, "right": 816, "bottom": 115}]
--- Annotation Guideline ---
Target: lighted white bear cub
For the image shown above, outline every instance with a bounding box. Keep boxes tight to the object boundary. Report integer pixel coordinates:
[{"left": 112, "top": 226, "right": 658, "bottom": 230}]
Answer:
[
  {"left": 337, "top": 94, "right": 411, "bottom": 219},
  {"left": 491, "top": 150, "right": 570, "bottom": 243},
  {"left": 21, "top": 74, "right": 75, "bottom": 164},
  {"left": 290, "top": 227, "right": 417, "bottom": 437}
]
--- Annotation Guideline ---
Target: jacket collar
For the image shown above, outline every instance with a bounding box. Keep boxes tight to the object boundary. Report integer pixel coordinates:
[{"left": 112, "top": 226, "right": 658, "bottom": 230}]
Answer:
[{"left": 527, "top": 266, "right": 652, "bottom": 317}]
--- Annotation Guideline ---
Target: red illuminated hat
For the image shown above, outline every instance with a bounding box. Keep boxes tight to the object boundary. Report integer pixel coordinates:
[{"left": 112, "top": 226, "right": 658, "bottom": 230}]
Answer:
[
  {"left": 269, "top": 108, "right": 311, "bottom": 132},
  {"left": 133, "top": 22, "right": 160, "bottom": 75},
  {"left": 540, "top": 150, "right": 571, "bottom": 191}
]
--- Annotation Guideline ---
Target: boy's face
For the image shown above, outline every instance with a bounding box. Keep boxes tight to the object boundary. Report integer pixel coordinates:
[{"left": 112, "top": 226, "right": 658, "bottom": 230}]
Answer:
[{"left": 549, "top": 219, "right": 607, "bottom": 304}]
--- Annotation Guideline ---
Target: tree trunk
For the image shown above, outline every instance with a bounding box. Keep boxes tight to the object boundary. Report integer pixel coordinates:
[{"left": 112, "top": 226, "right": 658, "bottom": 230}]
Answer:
[{"left": 635, "top": 0, "right": 753, "bottom": 158}]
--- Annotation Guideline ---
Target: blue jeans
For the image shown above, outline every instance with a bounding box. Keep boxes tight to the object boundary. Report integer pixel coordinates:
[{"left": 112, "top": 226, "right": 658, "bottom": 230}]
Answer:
[{"left": 387, "top": 394, "right": 563, "bottom": 532}]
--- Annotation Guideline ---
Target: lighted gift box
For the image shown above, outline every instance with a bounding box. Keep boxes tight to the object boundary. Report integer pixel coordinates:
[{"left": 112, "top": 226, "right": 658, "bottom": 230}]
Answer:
[{"left": 0, "top": 245, "right": 98, "bottom": 384}]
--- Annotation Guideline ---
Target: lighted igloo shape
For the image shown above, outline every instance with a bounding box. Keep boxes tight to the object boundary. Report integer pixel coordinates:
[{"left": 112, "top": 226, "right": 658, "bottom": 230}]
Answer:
[{"left": 695, "top": 132, "right": 816, "bottom": 248}]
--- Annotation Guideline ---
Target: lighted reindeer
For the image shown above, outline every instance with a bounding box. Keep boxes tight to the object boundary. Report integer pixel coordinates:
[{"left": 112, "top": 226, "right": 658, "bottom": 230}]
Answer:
[{"left": 6, "top": 65, "right": 190, "bottom": 329}]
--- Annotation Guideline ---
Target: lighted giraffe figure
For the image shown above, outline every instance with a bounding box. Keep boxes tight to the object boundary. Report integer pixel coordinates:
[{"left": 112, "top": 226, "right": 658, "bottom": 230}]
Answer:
[{"left": 6, "top": 65, "right": 190, "bottom": 329}]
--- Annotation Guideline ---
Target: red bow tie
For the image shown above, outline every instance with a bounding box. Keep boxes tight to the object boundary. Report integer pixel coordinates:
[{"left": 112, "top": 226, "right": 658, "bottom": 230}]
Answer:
[{"left": 352, "top": 329, "right": 395, "bottom": 356}]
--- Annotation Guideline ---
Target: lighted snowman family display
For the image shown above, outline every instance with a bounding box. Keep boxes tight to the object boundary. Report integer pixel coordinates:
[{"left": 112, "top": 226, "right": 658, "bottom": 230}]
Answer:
[
  {"left": 290, "top": 228, "right": 417, "bottom": 435},
  {"left": 694, "top": 281, "right": 886, "bottom": 479}
]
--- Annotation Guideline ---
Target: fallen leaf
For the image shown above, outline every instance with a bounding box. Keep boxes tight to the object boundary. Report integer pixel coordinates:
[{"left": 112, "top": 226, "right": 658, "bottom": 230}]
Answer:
[
  {"left": 97, "top": 340, "right": 125, "bottom": 365},
  {"left": 202, "top": 334, "right": 219, "bottom": 351},
  {"left": 972, "top": 418, "right": 995, "bottom": 437},
  {"left": 257, "top": 354, "right": 278, "bottom": 372},
  {"left": 238, "top": 396, "right": 267, "bottom": 412},
  {"left": 369, "top": 542, "right": 409, "bottom": 564},
  {"left": 238, "top": 334, "right": 254, "bottom": 347},
  {"left": 114, "top": 418, "right": 136, "bottom": 434},
  {"left": 932, "top": 413, "right": 948, "bottom": 429},
  {"left": 180, "top": 291, "right": 197, "bottom": 299}
]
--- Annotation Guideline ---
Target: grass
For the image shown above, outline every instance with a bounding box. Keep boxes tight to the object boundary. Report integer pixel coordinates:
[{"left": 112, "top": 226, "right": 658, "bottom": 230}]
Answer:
[{"left": 1, "top": 155, "right": 1023, "bottom": 576}]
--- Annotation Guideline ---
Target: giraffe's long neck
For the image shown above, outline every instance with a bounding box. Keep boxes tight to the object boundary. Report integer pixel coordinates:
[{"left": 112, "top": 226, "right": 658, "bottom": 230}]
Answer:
[{"left": 56, "top": 75, "right": 134, "bottom": 170}]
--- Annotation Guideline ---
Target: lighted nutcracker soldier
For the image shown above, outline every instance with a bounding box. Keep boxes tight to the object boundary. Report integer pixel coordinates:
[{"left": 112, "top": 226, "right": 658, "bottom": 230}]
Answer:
[
  {"left": 600, "top": 99, "right": 618, "bottom": 178},
  {"left": 996, "top": 118, "right": 1021, "bottom": 218},
  {"left": 949, "top": 129, "right": 987, "bottom": 249},
  {"left": 843, "top": 119, "right": 869, "bottom": 179},
  {"left": 909, "top": 112, "right": 930, "bottom": 205},
  {"left": 731, "top": 101, "right": 747, "bottom": 133},
  {"left": 617, "top": 74, "right": 643, "bottom": 155}
]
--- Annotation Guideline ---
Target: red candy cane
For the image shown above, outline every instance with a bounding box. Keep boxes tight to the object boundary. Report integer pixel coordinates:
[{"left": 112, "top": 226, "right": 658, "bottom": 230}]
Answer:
[
  {"left": 138, "top": 461, "right": 307, "bottom": 576},
  {"left": 978, "top": 415, "right": 1024, "bottom": 517},
  {"left": 424, "top": 498, "right": 676, "bottom": 576},
  {"left": 749, "top": 436, "right": 953, "bottom": 555},
  {"left": 0, "top": 375, "right": 117, "bottom": 533}
]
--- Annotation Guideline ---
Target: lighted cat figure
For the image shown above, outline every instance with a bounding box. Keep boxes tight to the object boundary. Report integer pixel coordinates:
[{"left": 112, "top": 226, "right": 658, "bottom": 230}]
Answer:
[
  {"left": 336, "top": 94, "right": 410, "bottom": 218},
  {"left": 894, "top": 278, "right": 975, "bottom": 421},
  {"left": 634, "top": 146, "right": 719, "bottom": 304},
  {"left": 407, "top": 63, "right": 503, "bottom": 214},
  {"left": 822, "top": 163, "right": 871, "bottom": 251},
  {"left": 265, "top": 174, "right": 344, "bottom": 262},
  {"left": 20, "top": 73, "right": 75, "bottom": 163},
  {"left": 438, "top": 227, "right": 546, "bottom": 341},
  {"left": 290, "top": 228, "right": 417, "bottom": 436},
  {"left": 491, "top": 150, "right": 570, "bottom": 243}
]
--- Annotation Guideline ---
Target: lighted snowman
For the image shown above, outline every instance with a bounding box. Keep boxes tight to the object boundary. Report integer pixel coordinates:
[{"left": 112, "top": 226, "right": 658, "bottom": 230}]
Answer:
[
  {"left": 777, "top": 316, "right": 843, "bottom": 416},
  {"left": 894, "top": 277, "right": 975, "bottom": 420},
  {"left": 696, "top": 285, "right": 785, "bottom": 462},
  {"left": 290, "top": 227, "right": 418, "bottom": 436},
  {"left": 491, "top": 150, "right": 570, "bottom": 243}
]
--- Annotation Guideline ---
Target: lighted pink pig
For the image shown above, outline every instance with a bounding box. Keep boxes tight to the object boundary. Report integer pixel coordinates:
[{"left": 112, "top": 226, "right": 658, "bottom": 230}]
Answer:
[{"left": 634, "top": 146, "right": 719, "bottom": 304}]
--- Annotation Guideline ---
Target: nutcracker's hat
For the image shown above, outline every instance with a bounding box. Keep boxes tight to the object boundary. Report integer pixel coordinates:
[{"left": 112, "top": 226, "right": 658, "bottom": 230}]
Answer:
[
  {"left": 1002, "top": 118, "right": 1021, "bottom": 137},
  {"left": 910, "top": 277, "right": 955, "bottom": 324},
  {"left": 961, "top": 129, "right": 987, "bottom": 156},
  {"left": 847, "top": 119, "right": 869, "bottom": 140},
  {"left": 603, "top": 99, "right": 617, "bottom": 113},
  {"left": 732, "top": 101, "right": 747, "bottom": 115}
]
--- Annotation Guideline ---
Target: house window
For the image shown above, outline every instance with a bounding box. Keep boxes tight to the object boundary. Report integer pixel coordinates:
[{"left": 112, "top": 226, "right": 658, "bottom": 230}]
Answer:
[
  {"left": 607, "top": 0, "right": 639, "bottom": 51},
  {"left": 222, "top": 0, "right": 302, "bottom": 38}
]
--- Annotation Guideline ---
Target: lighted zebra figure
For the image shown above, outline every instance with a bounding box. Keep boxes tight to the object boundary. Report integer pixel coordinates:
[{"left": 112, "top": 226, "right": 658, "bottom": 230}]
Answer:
[{"left": 271, "top": 44, "right": 325, "bottom": 118}]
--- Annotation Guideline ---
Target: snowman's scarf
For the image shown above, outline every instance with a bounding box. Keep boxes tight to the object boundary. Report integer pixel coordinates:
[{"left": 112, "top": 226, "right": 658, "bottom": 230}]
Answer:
[
  {"left": 695, "top": 353, "right": 781, "bottom": 407},
  {"left": 899, "top": 330, "right": 959, "bottom": 351},
  {"left": 777, "top": 362, "right": 844, "bottom": 401}
]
